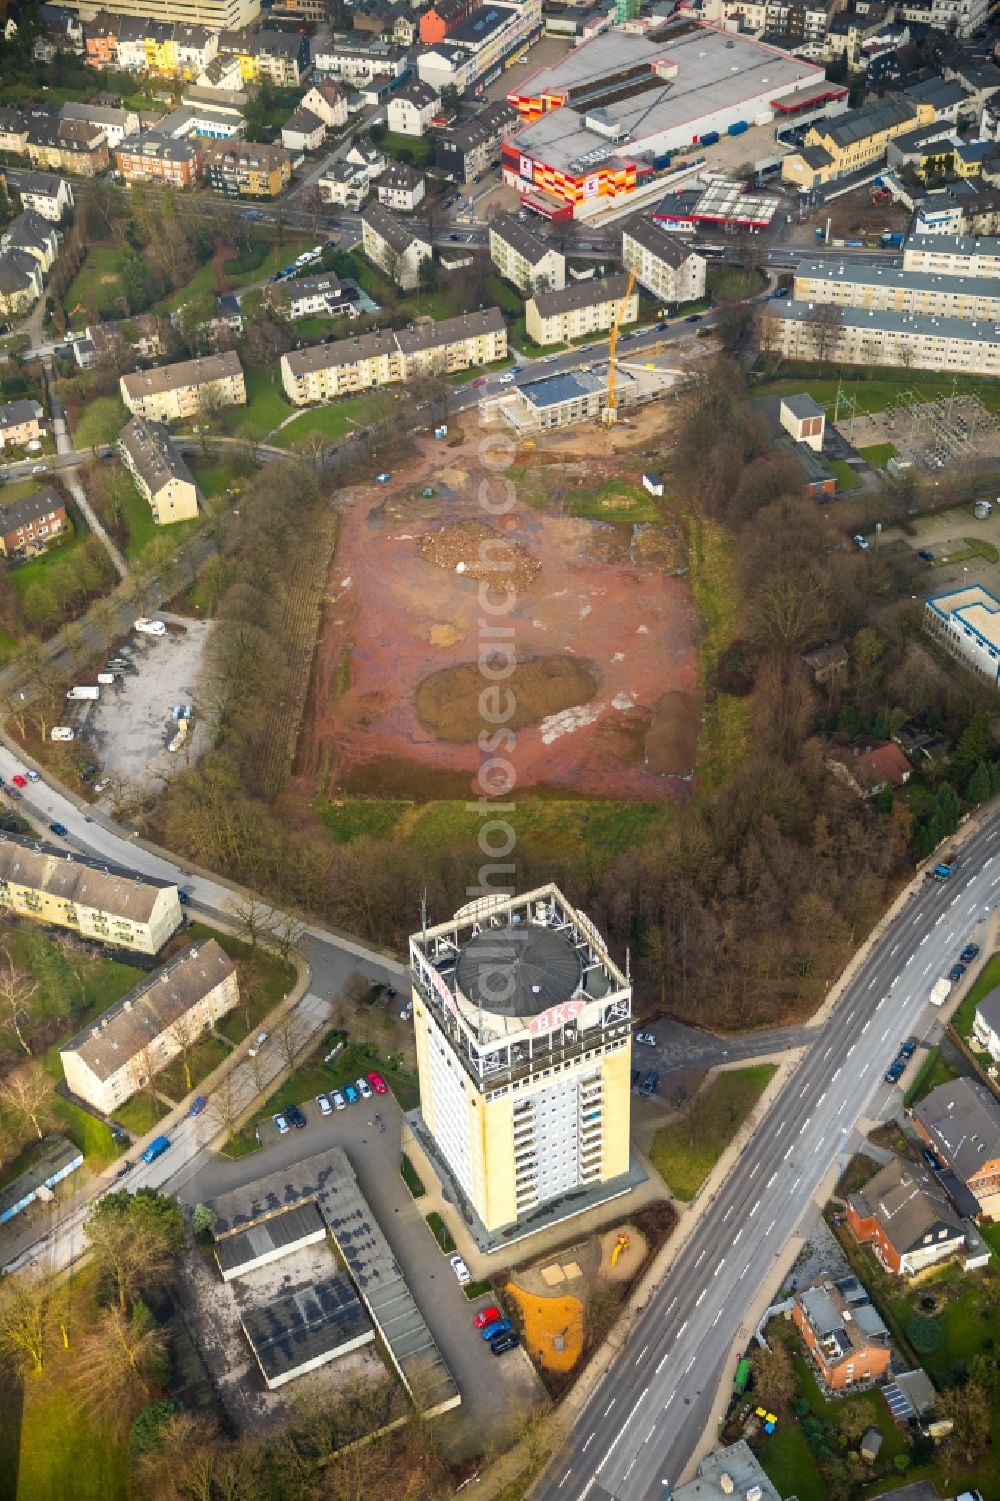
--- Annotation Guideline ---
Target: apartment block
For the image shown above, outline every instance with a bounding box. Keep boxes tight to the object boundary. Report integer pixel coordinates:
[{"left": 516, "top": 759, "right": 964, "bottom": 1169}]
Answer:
[
  {"left": 0, "top": 833, "right": 182, "bottom": 954},
  {"left": 408, "top": 885, "right": 632, "bottom": 1239},
  {"left": 376, "top": 160, "right": 425, "bottom": 212},
  {"left": 387, "top": 80, "right": 440, "bottom": 137},
  {"left": 792, "top": 258, "right": 1000, "bottom": 322},
  {"left": 0, "top": 253, "right": 43, "bottom": 317},
  {"left": 16, "top": 170, "right": 73, "bottom": 222},
  {"left": 119, "top": 415, "right": 201, "bottom": 525},
  {"left": 60, "top": 941, "right": 238, "bottom": 1114},
  {"left": 300, "top": 80, "right": 349, "bottom": 131},
  {"left": 526, "top": 274, "right": 638, "bottom": 347},
  {"left": 201, "top": 139, "right": 292, "bottom": 197},
  {"left": 763, "top": 299, "right": 1000, "bottom": 377},
  {"left": 61, "top": 100, "right": 138, "bottom": 149},
  {"left": 435, "top": 100, "right": 516, "bottom": 183},
  {"left": 115, "top": 133, "right": 202, "bottom": 187},
  {"left": 360, "top": 202, "right": 431, "bottom": 290},
  {"left": 902, "top": 232, "right": 1000, "bottom": 280},
  {"left": 65, "top": 0, "right": 262, "bottom": 32},
  {"left": 782, "top": 96, "right": 925, "bottom": 189},
  {"left": 489, "top": 212, "right": 565, "bottom": 296},
  {"left": 1, "top": 212, "right": 59, "bottom": 274},
  {"left": 281, "top": 308, "right": 507, "bottom": 404},
  {"left": 313, "top": 37, "right": 406, "bottom": 84},
  {"left": 25, "top": 117, "right": 109, "bottom": 177},
  {"left": 416, "top": 0, "right": 542, "bottom": 95},
  {"left": 0, "top": 486, "right": 67, "bottom": 557},
  {"left": 318, "top": 159, "right": 369, "bottom": 208},
  {"left": 120, "top": 351, "right": 246, "bottom": 422},
  {"left": 620, "top": 216, "right": 706, "bottom": 305}
]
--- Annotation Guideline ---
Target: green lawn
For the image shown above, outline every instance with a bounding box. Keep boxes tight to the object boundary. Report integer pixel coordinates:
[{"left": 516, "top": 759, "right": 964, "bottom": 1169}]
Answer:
[
  {"left": 52, "top": 1097, "right": 117, "bottom": 1166},
  {"left": 689, "top": 514, "right": 752, "bottom": 791},
  {"left": 378, "top": 131, "right": 434, "bottom": 168},
  {"left": 708, "top": 265, "right": 767, "bottom": 303},
  {"left": 425, "top": 1210, "right": 456, "bottom": 1252},
  {"left": 226, "top": 365, "right": 294, "bottom": 441},
  {"left": 649, "top": 1065, "right": 777, "bottom": 1201},
  {"left": 16, "top": 1265, "right": 130, "bottom": 1501},
  {"left": 114, "top": 1092, "right": 168, "bottom": 1137},
  {"left": 858, "top": 442, "right": 899, "bottom": 467},
  {"left": 272, "top": 393, "right": 392, "bottom": 450},
  {"left": 888, "top": 1261, "right": 1000, "bottom": 1386},
  {"left": 755, "top": 372, "right": 1000, "bottom": 417},
  {"left": 156, "top": 1033, "right": 232, "bottom": 1102},
  {"left": 951, "top": 951, "right": 1000, "bottom": 1037},
  {"left": 8, "top": 517, "right": 87, "bottom": 601},
  {"left": 903, "top": 1044, "right": 959, "bottom": 1106},
  {"left": 831, "top": 459, "right": 862, "bottom": 492},
  {"left": 154, "top": 239, "right": 314, "bottom": 316},
  {"left": 317, "top": 797, "right": 412, "bottom": 843},
  {"left": 72, "top": 396, "right": 127, "bottom": 454},
  {"left": 185, "top": 921, "right": 295, "bottom": 1047},
  {"left": 119, "top": 477, "right": 202, "bottom": 559},
  {"left": 563, "top": 479, "right": 660, "bottom": 524},
  {"left": 401, "top": 1152, "right": 425, "bottom": 1198},
  {"left": 187, "top": 456, "right": 243, "bottom": 500},
  {"left": 63, "top": 246, "right": 128, "bottom": 322}
]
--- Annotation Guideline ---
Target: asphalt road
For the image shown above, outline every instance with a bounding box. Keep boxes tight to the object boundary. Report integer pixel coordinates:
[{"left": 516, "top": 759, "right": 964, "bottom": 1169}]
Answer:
[{"left": 537, "top": 814, "right": 1000, "bottom": 1501}]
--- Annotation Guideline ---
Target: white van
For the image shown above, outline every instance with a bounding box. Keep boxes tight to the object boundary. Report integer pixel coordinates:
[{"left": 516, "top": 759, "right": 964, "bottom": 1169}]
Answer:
[
  {"left": 51, "top": 726, "right": 75, "bottom": 741},
  {"left": 134, "top": 618, "right": 166, "bottom": 637}
]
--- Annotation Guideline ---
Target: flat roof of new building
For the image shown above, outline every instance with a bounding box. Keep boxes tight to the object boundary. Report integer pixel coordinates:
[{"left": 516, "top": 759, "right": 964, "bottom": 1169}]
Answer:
[
  {"left": 447, "top": 2, "right": 517, "bottom": 46},
  {"left": 520, "top": 366, "right": 607, "bottom": 407},
  {"left": 456, "top": 923, "right": 583, "bottom": 1016},
  {"left": 926, "top": 583, "right": 1000, "bottom": 652},
  {"left": 511, "top": 26, "right": 826, "bottom": 175},
  {"left": 781, "top": 392, "right": 825, "bottom": 420},
  {"left": 794, "top": 258, "right": 1000, "bottom": 302},
  {"left": 242, "top": 1271, "right": 373, "bottom": 1386}
]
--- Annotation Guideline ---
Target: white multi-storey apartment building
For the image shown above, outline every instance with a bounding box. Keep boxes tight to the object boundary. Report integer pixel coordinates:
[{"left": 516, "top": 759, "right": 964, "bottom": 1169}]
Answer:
[
  {"left": 488, "top": 212, "right": 565, "bottom": 296},
  {"left": 621, "top": 216, "right": 706, "bottom": 305}
]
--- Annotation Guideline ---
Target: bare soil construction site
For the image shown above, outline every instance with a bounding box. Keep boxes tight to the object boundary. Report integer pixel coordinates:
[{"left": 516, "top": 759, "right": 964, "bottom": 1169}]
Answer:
[{"left": 295, "top": 416, "right": 700, "bottom": 805}]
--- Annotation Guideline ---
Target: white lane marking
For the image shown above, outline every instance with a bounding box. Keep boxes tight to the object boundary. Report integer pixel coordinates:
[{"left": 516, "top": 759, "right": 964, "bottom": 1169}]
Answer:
[
  {"left": 715, "top": 1259, "right": 726, "bottom": 1275},
  {"left": 684, "top": 1356, "right": 696, "bottom": 1375},
  {"left": 734, "top": 1228, "right": 744, "bottom": 1243},
  {"left": 694, "top": 1249, "right": 707, "bottom": 1267},
  {"left": 712, "top": 1311, "right": 722, "bottom": 1326},
  {"left": 634, "top": 1345, "right": 648, "bottom": 1365},
  {"left": 799, "top": 1121, "right": 808, "bottom": 1135},
  {"left": 666, "top": 1298, "right": 678, "bottom": 1316},
  {"left": 677, "top": 1320, "right": 688, "bottom": 1337},
  {"left": 583, "top": 1434, "right": 596, "bottom": 1452},
  {"left": 559, "top": 1472, "right": 572, "bottom": 1488},
  {"left": 621, "top": 1461, "right": 636, "bottom": 1484},
  {"left": 823, "top": 1046, "right": 833, "bottom": 1059},
  {"left": 723, "top": 1205, "right": 734, "bottom": 1221},
  {"left": 776, "top": 1121, "right": 786, "bottom": 1136},
  {"left": 766, "top": 1218, "right": 777, "bottom": 1234},
  {"left": 922, "top": 964, "right": 932, "bottom": 976},
  {"left": 664, "top": 1393, "right": 674, "bottom": 1411},
  {"left": 799, "top": 1084, "right": 809, "bottom": 1098},
  {"left": 889, "top": 944, "right": 899, "bottom": 956},
  {"left": 695, "top": 1290, "right": 706, "bottom": 1307},
  {"left": 832, "top": 1067, "right": 841, "bottom": 1082},
  {"left": 580, "top": 1479, "right": 595, "bottom": 1501},
  {"left": 792, "top": 1176, "right": 801, "bottom": 1190},
  {"left": 846, "top": 1010, "right": 855, "bottom": 1022},
  {"left": 817, "top": 1092, "right": 827, "bottom": 1105},
  {"left": 920, "top": 935, "right": 929, "bottom": 946},
  {"left": 741, "top": 1261, "right": 752, "bottom": 1276},
  {"left": 603, "top": 1400, "right": 616, "bottom": 1417},
  {"left": 595, "top": 1401, "right": 644, "bottom": 1474},
  {"left": 644, "top": 1426, "right": 656, "bottom": 1445},
  {"left": 783, "top": 1146, "right": 793, "bottom": 1160},
  {"left": 749, "top": 1161, "right": 761, "bottom": 1177},
  {"left": 656, "top": 1351, "right": 669, "bottom": 1374},
  {"left": 766, "top": 1173, "right": 777, "bottom": 1188},
  {"left": 862, "top": 1019, "right": 872, "bottom": 1034}
]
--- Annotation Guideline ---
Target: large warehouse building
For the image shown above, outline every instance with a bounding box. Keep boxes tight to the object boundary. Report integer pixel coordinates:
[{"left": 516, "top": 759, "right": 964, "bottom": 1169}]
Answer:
[
  {"left": 503, "top": 23, "right": 846, "bottom": 216},
  {"left": 409, "top": 885, "right": 634, "bottom": 1243}
]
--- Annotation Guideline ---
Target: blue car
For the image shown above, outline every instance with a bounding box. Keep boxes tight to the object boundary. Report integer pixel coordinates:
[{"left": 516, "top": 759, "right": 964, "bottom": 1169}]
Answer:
[
  {"left": 188, "top": 1095, "right": 207, "bottom": 1117},
  {"left": 481, "top": 1319, "right": 512, "bottom": 1342},
  {"left": 343, "top": 1084, "right": 360, "bottom": 1104},
  {"left": 49, "top": 822, "right": 67, "bottom": 837}
]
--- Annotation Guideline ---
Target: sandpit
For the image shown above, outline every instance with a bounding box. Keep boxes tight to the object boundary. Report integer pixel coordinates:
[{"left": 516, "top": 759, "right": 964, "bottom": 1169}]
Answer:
[
  {"left": 415, "top": 655, "right": 600, "bottom": 742},
  {"left": 417, "top": 519, "right": 540, "bottom": 593},
  {"left": 506, "top": 1284, "right": 584, "bottom": 1373}
]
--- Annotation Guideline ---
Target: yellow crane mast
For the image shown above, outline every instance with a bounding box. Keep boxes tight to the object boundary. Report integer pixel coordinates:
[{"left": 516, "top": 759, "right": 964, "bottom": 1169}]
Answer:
[{"left": 602, "top": 268, "right": 637, "bottom": 426}]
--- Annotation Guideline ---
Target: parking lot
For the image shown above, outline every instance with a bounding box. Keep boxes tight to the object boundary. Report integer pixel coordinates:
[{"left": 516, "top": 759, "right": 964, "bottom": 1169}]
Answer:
[
  {"left": 181, "top": 1087, "right": 546, "bottom": 1454},
  {"left": 78, "top": 614, "right": 212, "bottom": 794}
]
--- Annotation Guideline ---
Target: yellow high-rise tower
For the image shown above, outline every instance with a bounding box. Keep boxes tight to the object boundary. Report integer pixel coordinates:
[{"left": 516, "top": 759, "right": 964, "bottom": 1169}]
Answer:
[{"left": 409, "top": 885, "right": 633, "bottom": 1238}]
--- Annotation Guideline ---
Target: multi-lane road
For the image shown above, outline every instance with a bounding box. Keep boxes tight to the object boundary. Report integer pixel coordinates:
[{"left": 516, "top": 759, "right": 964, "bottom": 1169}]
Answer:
[{"left": 538, "top": 813, "right": 1000, "bottom": 1501}]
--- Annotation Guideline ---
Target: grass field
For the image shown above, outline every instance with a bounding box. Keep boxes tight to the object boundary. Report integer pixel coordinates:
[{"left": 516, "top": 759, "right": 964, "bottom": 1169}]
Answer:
[
  {"left": 858, "top": 441, "right": 899, "bottom": 467},
  {"left": 113, "top": 1091, "right": 169, "bottom": 1137},
  {"left": 226, "top": 365, "right": 294, "bottom": 441},
  {"left": 15, "top": 1264, "right": 130, "bottom": 1501},
  {"left": 903, "top": 1043, "right": 959, "bottom": 1106},
  {"left": 649, "top": 1064, "right": 776, "bottom": 1201},
  {"left": 63, "top": 246, "right": 128, "bottom": 322},
  {"left": 8, "top": 516, "right": 87, "bottom": 601},
  {"left": 755, "top": 372, "right": 1000, "bottom": 417},
  {"left": 688, "top": 515, "right": 751, "bottom": 792},
  {"left": 708, "top": 265, "right": 767, "bottom": 303},
  {"left": 156, "top": 1033, "right": 232, "bottom": 1102},
  {"left": 120, "top": 477, "right": 202, "bottom": 559},
  {"left": 272, "top": 393, "right": 391, "bottom": 450},
  {"left": 72, "top": 396, "right": 127, "bottom": 454},
  {"left": 830, "top": 459, "right": 862, "bottom": 492},
  {"left": 888, "top": 1260, "right": 1000, "bottom": 1385}
]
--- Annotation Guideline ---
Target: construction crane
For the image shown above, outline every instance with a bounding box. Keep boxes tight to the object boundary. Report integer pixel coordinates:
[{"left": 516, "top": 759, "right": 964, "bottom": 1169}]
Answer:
[{"left": 602, "top": 268, "right": 638, "bottom": 427}]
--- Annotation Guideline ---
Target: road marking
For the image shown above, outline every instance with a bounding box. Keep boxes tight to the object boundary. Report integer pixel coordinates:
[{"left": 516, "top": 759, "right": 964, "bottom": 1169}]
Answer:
[
  {"left": 823, "top": 1046, "right": 833, "bottom": 1059},
  {"left": 666, "top": 1298, "right": 678, "bottom": 1316},
  {"left": 603, "top": 1400, "right": 616, "bottom": 1417},
  {"left": 734, "top": 1228, "right": 744, "bottom": 1243},
  {"left": 634, "top": 1345, "right": 648, "bottom": 1365},
  {"left": 749, "top": 1161, "right": 761, "bottom": 1177},
  {"left": 792, "top": 1175, "right": 801, "bottom": 1190},
  {"left": 742, "top": 1261, "right": 752, "bottom": 1277},
  {"left": 832, "top": 1067, "right": 841, "bottom": 1082},
  {"left": 922, "top": 964, "right": 932, "bottom": 976},
  {"left": 799, "top": 1084, "right": 808, "bottom": 1098},
  {"left": 799, "top": 1122, "right": 808, "bottom": 1136},
  {"left": 715, "top": 1259, "right": 726, "bottom": 1275},
  {"left": 776, "top": 1121, "right": 786, "bottom": 1135},
  {"left": 684, "top": 1356, "right": 696, "bottom": 1375},
  {"left": 677, "top": 1320, "right": 688, "bottom": 1337},
  {"left": 889, "top": 944, "right": 899, "bottom": 957},
  {"left": 644, "top": 1426, "right": 656, "bottom": 1446},
  {"left": 783, "top": 1146, "right": 793, "bottom": 1160},
  {"left": 656, "top": 1351, "right": 669, "bottom": 1373},
  {"left": 862, "top": 1020, "right": 871, "bottom": 1034},
  {"left": 712, "top": 1310, "right": 722, "bottom": 1326},
  {"left": 664, "top": 1393, "right": 674, "bottom": 1410},
  {"left": 836, "top": 1100, "right": 847, "bottom": 1117},
  {"left": 845, "top": 1010, "right": 855, "bottom": 1022},
  {"left": 583, "top": 1434, "right": 596, "bottom": 1452},
  {"left": 694, "top": 1249, "right": 707, "bottom": 1267},
  {"left": 766, "top": 1218, "right": 777, "bottom": 1234},
  {"left": 817, "top": 1092, "right": 826, "bottom": 1105},
  {"left": 595, "top": 1402, "right": 643, "bottom": 1474},
  {"left": 695, "top": 1290, "right": 706, "bottom": 1307},
  {"left": 723, "top": 1205, "right": 734, "bottom": 1221},
  {"left": 919, "top": 935, "right": 929, "bottom": 946},
  {"left": 621, "top": 1461, "right": 637, "bottom": 1484},
  {"left": 766, "top": 1173, "right": 777, "bottom": 1188}
]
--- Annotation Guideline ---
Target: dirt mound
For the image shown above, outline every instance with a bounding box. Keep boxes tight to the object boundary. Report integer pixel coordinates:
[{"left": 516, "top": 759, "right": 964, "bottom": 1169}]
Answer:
[
  {"left": 428, "top": 622, "right": 465, "bottom": 647},
  {"left": 417, "top": 520, "right": 540, "bottom": 593},
  {"left": 644, "top": 689, "right": 701, "bottom": 776},
  {"left": 415, "top": 655, "right": 600, "bottom": 742}
]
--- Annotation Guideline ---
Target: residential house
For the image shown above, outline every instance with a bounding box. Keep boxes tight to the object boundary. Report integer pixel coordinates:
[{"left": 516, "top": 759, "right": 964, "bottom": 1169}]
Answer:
[
  {"left": 300, "top": 80, "right": 349, "bottom": 131},
  {"left": 0, "top": 108, "right": 28, "bottom": 158},
  {"left": 791, "top": 1278, "right": 891, "bottom": 1389},
  {"left": 119, "top": 416, "right": 202, "bottom": 525},
  {"left": 0, "top": 833, "right": 182, "bottom": 954},
  {"left": 435, "top": 100, "right": 516, "bottom": 183},
  {"left": 903, "top": 232, "right": 1000, "bottom": 279},
  {"left": 201, "top": 140, "right": 292, "bottom": 197},
  {"left": 174, "top": 24, "right": 219, "bottom": 79},
  {"left": 16, "top": 170, "right": 73, "bottom": 223},
  {"left": 526, "top": 274, "right": 638, "bottom": 347},
  {"left": 60, "top": 941, "right": 238, "bottom": 1114},
  {"left": 115, "top": 14, "right": 151, "bottom": 72},
  {"left": 83, "top": 11, "right": 122, "bottom": 68},
  {"left": 0, "top": 486, "right": 67, "bottom": 557},
  {"left": 802, "top": 642, "right": 849, "bottom": 685},
  {"left": 284, "top": 273, "right": 356, "bottom": 320},
  {"left": 142, "top": 19, "right": 179, "bottom": 74},
  {"left": 116, "top": 133, "right": 202, "bottom": 187},
  {"left": 387, "top": 80, "right": 440, "bottom": 137},
  {"left": 313, "top": 38, "right": 406, "bottom": 86},
  {"left": 670, "top": 1443, "right": 781, "bottom": 1501},
  {"left": 831, "top": 737, "right": 913, "bottom": 797},
  {"left": 345, "top": 138, "right": 387, "bottom": 177},
  {"left": 251, "top": 30, "right": 312, "bottom": 85},
  {"left": 33, "top": 5, "right": 85, "bottom": 58},
  {"left": 911, "top": 1077, "right": 1000, "bottom": 1219},
  {"left": 282, "top": 107, "right": 326, "bottom": 154},
  {"left": 0, "top": 253, "right": 44, "bottom": 318},
  {"left": 120, "top": 351, "right": 247, "bottom": 422},
  {"left": 973, "top": 985, "right": 1000, "bottom": 1062},
  {"left": 846, "top": 1156, "right": 967, "bottom": 1274},
  {"left": 61, "top": 100, "right": 138, "bottom": 150},
  {"left": 360, "top": 202, "right": 431, "bottom": 290},
  {"left": 281, "top": 309, "right": 507, "bottom": 403},
  {"left": 420, "top": 0, "right": 477, "bottom": 45},
  {"left": 1, "top": 211, "right": 59, "bottom": 274},
  {"left": 318, "top": 158, "right": 369, "bottom": 208},
  {"left": 782, "top": 96, "right": 924, "bottom": 190},
  {"left": 198, "top": 52, "right": 244, "bottom": 92},
  {"left": 25, "top": 116, "right": 109, "bottom": 177},
  {"left": 0, "top": 399, "right": 44, "bottom": 450},
  {"left": 489, "top": 212, "right": 565, "bottom": 296},
  {"left": 156, "top": 102, "right": 245, "bottom": 141},
  {"left": 376, "top": 160, "right": 425, "bottom": 212},
  {"left": 620, "top": 216, "right": 706, "bottom": 305}
]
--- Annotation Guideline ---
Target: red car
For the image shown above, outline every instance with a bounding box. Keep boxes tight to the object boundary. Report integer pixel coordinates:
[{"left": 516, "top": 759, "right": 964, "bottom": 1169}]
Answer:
[
  {"left": 367, "top": 1071, "right": 387, "bottom": 1095},
  {"left": 472, "top": 377, "right": 486, "bottom": 388},
  {"left": 11, "top": 774, "right": 27, "bottom": 788},
  {"left": 474, "top": 1306, "right": 501, "bottom": 1329}
]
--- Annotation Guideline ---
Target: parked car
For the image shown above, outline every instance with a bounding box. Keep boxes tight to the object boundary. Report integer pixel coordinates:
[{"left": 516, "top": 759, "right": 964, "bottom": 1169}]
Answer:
[
  {"left": 274, "top": 1113, "right": 290, "bottom": 1134},
  {"left": 25, "top": 770, "right": 40, "bottom": 782},
  {"left": 472, "top": 377, "right": 486, "bottom": 388},
  {"left": 331, "top": 1089, "right": 346, "bottom": 1110},
  {"left": 316, "top": 1092, "right": 333, "bottom": 1116},
  {"left": 948, "top": 963, "right": 966, "bottom": 982},
  {"left": 356, "top": 1077, "right": 373, "bottom": 1100},
  {"left": 481, "top": 1319, "right": 511, "bottom": 1342},
  {"left": 961, "top": 943, "right": 981, "bottom": 963},
  {"left": 248, "top": 1031, "right": 269, "bottom": 1057},
  {"left": 48, "top": 822, "right": 67, "bottom": 837},
  {"left": 635, "top": 1031, "right": 657, "bottom": 1046},
  {"left": 917, "top": 548, "right": 934, "bottom": 562},
  {"left": 638, "top": 1071, "right": 659, "bottom": 1097},
  {"left": 884, "top": 1059, "right": 905, "bottom": 1084},
  {"left": 450, "top": 1254, "right": 471, "bottom": 1285},
  {"left": 178, "top": 890, "right": 190, "bottom": 906},
  {"left": 115, "top": 1159, "right": 133, "bottom": 1179},
  {"left": 853, "top": 534, "right": 870, "bottom": 551},
  {"left": 685, "top": 314, "right": 702, "bottom": 323},
  {"left": 11, "top": 774, "right": 26, "bottom": 788},
  {"left": 367, "top": 1071, "right": 387, "bottom": 1095},
  {"left": 898, "top": 1037, "right": 917, "bottom": 1059},
  {"left": 187, "top": 1095, "right": 208, "bottom": 1117},
  {"left": 286, "top": 1104, "right": 307, "bottom": 1130},
  {"left": 922, "top": 1147, "right": 941, "bottom": 1170},
  {"left": 474, "top": 1305, "right": 501, "bottom": 1329},
  {"left": 491, "top": 1332, "right": 520, "bottom": 1356},
  {"left": 344, "top": 1084, "right": 360, "bottom": 1105}
]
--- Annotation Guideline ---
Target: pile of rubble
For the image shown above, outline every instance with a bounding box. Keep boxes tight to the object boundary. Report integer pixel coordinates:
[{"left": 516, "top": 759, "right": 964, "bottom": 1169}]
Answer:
[{"left": 417, "top": 520, "right": 540, "bottom": 593}]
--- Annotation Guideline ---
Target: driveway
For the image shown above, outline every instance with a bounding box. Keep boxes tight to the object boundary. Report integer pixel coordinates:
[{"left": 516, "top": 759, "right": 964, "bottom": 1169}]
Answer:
[{"left": 181, "top": 1090, "right": 546, "bottom": 1452}]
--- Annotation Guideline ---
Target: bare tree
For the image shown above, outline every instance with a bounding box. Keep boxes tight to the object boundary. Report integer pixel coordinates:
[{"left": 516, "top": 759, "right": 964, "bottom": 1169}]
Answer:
[
  {"left": 71, "top": 1303, "right": 167, "bottom": 1436},
  {"left": 807, "top": 301, "right": 843, "bottom": 363},
  {"left": 207, "top": 1070, "right": 242, "bottom": 1144},
  {"left": 84, "top": 1215, "right": 177, "bottom": 1317},
  {"left": 0, "top": 1063, "right": 56, "bottom": 1140},
  {"left": 0, "top": 1272, "right": 51, "bottom": 1377},
  {"left": 0, "top": 950, "right": 41, "bottom": 1055},
  {"left": 228, "top": 895, "right": 278, "bottom": 951},
  {"left": 165, "top": 1009, "right": 202, "bottom": 1095},
  {"left": 274, "top": 1013, "right": 299, "bottom": 1076}
]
